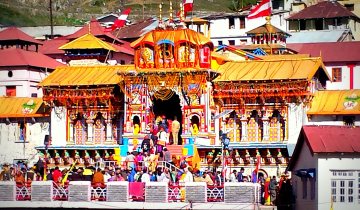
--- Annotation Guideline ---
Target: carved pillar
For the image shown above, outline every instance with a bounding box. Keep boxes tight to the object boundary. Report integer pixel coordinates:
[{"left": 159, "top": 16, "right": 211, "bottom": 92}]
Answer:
[
  {"left": 86, "top": 119, "right": 94, "bottom": 144},
  {"left": 241, "top": 116, "right": 248, "bottom": 141},
  {"left": 68, "top": 112, "right": 76, "bottom": 144},
  {"left": 262, "top": 117, "right": 269, "bottom": 141},
  {"left": 105, "top": 119, "right": 113, "bottom": 143}
]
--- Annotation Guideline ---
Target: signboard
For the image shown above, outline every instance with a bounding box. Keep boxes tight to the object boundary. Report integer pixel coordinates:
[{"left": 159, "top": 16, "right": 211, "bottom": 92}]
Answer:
[{"left": 212, "top": 109, "right": 234, "bottom": 120}]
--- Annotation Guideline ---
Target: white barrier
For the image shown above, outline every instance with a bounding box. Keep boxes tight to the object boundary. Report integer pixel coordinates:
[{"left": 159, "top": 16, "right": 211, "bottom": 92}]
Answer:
[
  {"left": 106, "top": 181, "right": 129, "bottom": 202},
  {"left": 145, "top": 182, "right": 168, "bottom": 203},
  {"left": 0, "top": 181, "right": 16, "bottom": 201},
  {"left": 31, "top": 181, "right": 53, "bottom": 201},
  {"left": 68, "top": 181, "right": 91, "bottom": 202},
  {"left": 224, "top": 182, "right": 261, "bottom": 203},
  {"left": 185, "top": 182, "right": 207, "bottom": 203}
]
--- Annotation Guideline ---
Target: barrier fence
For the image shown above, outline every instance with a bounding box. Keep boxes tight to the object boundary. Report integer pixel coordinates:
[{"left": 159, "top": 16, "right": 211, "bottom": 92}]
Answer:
[{"left": 2, "top": 181, "right": 260, "bottom": 203}]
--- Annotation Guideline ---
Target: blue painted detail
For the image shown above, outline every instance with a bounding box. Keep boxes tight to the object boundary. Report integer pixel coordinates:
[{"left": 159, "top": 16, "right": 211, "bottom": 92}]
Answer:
[
  {"left": 123, "top": 137, "right": 129, "bottom": 145},
  {"left": 120, "top": 145, "right": 128, "bottom": 157},
  {"left": 252, "top": 48, "right": 267, "bottom": 56},
  {"left": 184, "top": 145, "right": 194, "bottom": 156},
  {"left": 157, "top": 39, "right": 174, "bottom": 45}
]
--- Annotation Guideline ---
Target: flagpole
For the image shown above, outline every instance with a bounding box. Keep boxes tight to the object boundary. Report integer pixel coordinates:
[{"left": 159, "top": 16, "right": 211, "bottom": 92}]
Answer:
[{"left": 104, "top": 29, "right": 122, "bottom": 63}]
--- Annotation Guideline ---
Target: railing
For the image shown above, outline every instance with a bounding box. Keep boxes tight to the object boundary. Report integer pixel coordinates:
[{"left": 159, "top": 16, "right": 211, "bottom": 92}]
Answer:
[
  {"left": 13, "top": 181, "right": 225, "bottom": 202},
  {"left": 207, "top": 185, "right": 224, "bottom": 202},
  {"left": 16, "top": 182, "right": 31, "bottom": 201}
]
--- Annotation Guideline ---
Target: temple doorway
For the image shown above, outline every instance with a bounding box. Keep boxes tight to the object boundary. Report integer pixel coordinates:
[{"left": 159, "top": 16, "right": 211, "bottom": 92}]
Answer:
[{"left": 151, "top": 90, "right": 183, "bottom": 144}]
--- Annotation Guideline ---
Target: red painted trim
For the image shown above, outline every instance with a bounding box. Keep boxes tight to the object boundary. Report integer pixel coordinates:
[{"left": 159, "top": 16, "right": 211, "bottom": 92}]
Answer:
[{"left": 348, "top": 64, "right": 355, "bottom": 90}]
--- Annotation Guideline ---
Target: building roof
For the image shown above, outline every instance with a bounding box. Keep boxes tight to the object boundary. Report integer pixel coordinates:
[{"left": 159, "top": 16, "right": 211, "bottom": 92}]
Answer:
[
  {"left": 287, "top": 29, "right": 353, "bottom": 43},
  {"left": 0, "top": 48, "right": 64, "bottom": 69},
  {"left": 0, "top": 27, "right": 42, "bottom": 45},
  {"left": 288, "top": 126, "right": 360, "bottom": 170},
  {"left": 0, "top": 97, "right": 48, "bottom": 118},
  {"left": 214, "top": 57, "right": 328, "bottom": 82},
  {"left": 308, "top": 89, "right": 360, "bottom": 115},
  {"left": 287, "top": 1, "right": 360, "bottom": 20},
  {"left": 38, "top": 65, "right": 135, "bottom": 87},
  {"left": 39, "top": 38, "right": 68, "bottom": 55},
  {"left": 115, "top": 18, "right": 157, "bottom": 40},
  {"left": 66, "top": 18, "right": 124, "bottom": 44},
  {"left": 287, "top": 42, "right": 360, "bottom": 63},
  {"left": 59, "top": 33, "right": 116, "bottom": 51},
  {"left": 130, "top": 28, "right": 213, "bottom": 49},
  {"left": 246, "top": 23, "right": 290, "bottom": 36}
]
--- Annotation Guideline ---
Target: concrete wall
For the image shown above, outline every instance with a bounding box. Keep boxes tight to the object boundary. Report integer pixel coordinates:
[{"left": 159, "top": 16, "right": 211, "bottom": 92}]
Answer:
[
  {"left": 0, "top": 118, "right": 49, "bottom": 164},
  {"left": 307, "top": 115, "right": 360, "bottom": 127},
  {"left": 0, "top": 68, "right": 47, "bottom": 97},
  {"left": 317, "top": 154, "right": 360, "bottom": 210},
  {"left": 325, "top": 64, "right": 360, "bottom": 90},
  {"left": 208, "top": 12, "right": 289, "bottom": 46},
  {"left": 291, "top": 139, "right": 317, "bottom": 210},
  {"left": 287, "top": 103, "right": 306, "bottom": 155},
  {"left": 50, "top": 107, "right": 67, "bottom": 146}
]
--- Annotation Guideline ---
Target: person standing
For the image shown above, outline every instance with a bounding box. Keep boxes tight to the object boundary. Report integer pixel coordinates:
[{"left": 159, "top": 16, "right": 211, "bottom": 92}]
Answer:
[
  {"left": 237, "top": 167, "right": 245, "bottom": 182},
  {"left": 269, "top": 176, "right": 278, "bottom": 205},
  {"left": 171, "top": 117, "right": 180, "bottom": 145}
]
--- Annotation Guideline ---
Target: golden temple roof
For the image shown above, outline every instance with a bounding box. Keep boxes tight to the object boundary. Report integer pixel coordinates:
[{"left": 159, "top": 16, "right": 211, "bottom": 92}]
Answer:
[
  {"left": 130, "top": 28, "right": 213, "bottom": 48},
  {"left": 39, "top": 65, "right": 135, "bottom": 87},
  {"left": 214, "top": 57, "right": 328, "bottom": 82},
  {"left": 59, "top": 33, "right": 116, "bottom": 51},
  {"left": 0, "top": 97, "right": 47, "bottom": 118},
  {"left": 308, "top": 89, "right": 360, "bottom": 115},
  {"left": 246, "top": 23, "right": 290, "bottom": 36}
]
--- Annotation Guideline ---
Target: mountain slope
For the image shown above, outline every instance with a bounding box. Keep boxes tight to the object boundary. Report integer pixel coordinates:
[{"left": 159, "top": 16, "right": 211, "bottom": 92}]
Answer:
[{"left": 0, "top": 0, "right": 255, "bottom": 27}]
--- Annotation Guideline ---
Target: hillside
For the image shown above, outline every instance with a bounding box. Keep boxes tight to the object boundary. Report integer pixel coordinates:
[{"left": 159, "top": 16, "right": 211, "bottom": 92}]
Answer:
[{"left": 0, "top": 0, "right": 255, "bottom": 27}]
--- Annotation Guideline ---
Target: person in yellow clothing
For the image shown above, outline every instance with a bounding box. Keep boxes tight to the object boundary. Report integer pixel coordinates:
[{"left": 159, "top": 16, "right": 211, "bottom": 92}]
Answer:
[{"left": 191, "top": 123, "right": 199, "bottom": 136}]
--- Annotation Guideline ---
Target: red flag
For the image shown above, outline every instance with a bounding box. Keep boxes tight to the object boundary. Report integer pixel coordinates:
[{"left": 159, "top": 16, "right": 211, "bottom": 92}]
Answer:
[
  {"left": 105, "top": 8, "right": 131, "bottom": 32},
  {"left": 247, "top": 0, "right": 271, "bottom": 19},
  {"left": 178, "top": 0, "right": 194, "bottom": 17},
  {"left": 255, "top": 155, "right": 261, "bottom": 173}
]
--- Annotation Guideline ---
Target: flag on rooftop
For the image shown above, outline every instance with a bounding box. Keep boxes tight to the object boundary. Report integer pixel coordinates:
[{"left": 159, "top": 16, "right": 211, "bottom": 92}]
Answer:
[
  {"left": 105, "top": 8, "right": 131, "bottom": 32},
  {"left": 247, "top": 0, "right": 271, "bottom": 19},
  {"left": 183, "top": 0, "right": 194, "bottom": 17}
]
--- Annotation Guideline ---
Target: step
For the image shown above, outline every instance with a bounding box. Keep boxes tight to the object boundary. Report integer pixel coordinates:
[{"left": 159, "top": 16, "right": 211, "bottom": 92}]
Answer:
[{"left": 165, "top": 145, "right": 183, "bottom": 156}]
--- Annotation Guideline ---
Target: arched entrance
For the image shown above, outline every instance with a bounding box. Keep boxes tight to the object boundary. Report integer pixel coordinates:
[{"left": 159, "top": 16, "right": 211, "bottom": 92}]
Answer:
[{"left": 151, "top": 89, "right": 183, "bottom": 144}]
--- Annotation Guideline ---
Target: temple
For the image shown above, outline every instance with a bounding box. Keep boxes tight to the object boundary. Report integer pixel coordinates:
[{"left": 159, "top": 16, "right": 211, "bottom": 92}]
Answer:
[{"left": 36, "top": 7, "right": 330, "bottom": 178}]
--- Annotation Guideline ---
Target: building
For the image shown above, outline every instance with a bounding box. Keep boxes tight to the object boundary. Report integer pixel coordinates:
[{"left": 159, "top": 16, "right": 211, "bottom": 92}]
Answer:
[
  {"left": 307, "top": 89, "right": 360, "bottom": 126},
  {"left": 286, "top": 1, "right": 360, "bottom": 41},
  {"left": 202, "top": 10, "right": 289, "bottom": 46},
  {"left": 288, "top": 42, "right": 360, "bottom": 90},
  {"left": 0, "top": 97, "right": 50, "bottom": 164},
  {"left": 40, "top": 18, "right": 134, "bottom": 65},
  {"left": 288, "top": 126, "right": 360, "bottom": 210}
]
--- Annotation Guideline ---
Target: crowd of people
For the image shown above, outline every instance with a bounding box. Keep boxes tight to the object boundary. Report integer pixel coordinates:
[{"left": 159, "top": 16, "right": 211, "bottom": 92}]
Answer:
[{"left": 0, "top": 158, "right": 294, "bottom": 208}]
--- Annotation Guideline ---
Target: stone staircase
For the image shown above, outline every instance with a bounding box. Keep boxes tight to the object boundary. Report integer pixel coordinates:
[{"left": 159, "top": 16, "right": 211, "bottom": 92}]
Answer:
[{"left": 165, "top": 145, "right": 183, "bottom": 157}]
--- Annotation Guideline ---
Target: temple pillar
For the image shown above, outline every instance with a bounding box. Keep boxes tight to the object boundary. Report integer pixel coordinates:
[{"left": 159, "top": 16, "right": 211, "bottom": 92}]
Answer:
[
  {"left": 86, "top": 119, "right": 94, "bottom": 144},
  {"left": 105, "top": 119, "right": 113, "bottom": 143},
  {"left": 68, "top": 113, "right": 76, "bottom": 144},
  {"left": 241, "top": 116, "right": 248, "bottom": 141},
  {"left": 262, "top": 117, "right": 269, "bottom": 141}
]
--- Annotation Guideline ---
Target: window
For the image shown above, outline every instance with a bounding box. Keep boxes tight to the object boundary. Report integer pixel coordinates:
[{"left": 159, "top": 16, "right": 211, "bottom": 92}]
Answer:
[
  {"left": 228, "top": 40, "right": 235, "bottom": 45},
  {"left": 19, "top": 122, "right": 26, "bottom": 141},
  {"left": 218, "top": 40, "right": 223, "bottom": 46},
  {"left": 229, "top": 17, "right": 235, "bottom": 29},
  {"left": 120, "top": 60, "right": 125, "bottom": 65},
  {"left": 6, "top": 86, "right": 16, "bottom": 96},
  {"left": 332, "top": 68, "right": 342, "bottom": 82},
  {"left": 302, "top": 177, "right": 308, "bottom": 199},
  {"left": 239, "top": 17, "right": 245, "bottom": 29},
  {"left": 31, "top": 93, "right": 38, "bottom": 97},
  {"left": 344, "top": 4, "right": 354, "bottom": 11},
  {"left": 330, "top": 170, "right": 359, "bottom": 204},
  {"left": 343, "top": 116, "right": 355, "bottom": 126}
]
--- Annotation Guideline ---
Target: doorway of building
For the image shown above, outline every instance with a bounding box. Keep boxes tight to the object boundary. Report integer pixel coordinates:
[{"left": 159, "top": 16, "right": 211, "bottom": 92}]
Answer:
[{"left": 151, "top": 90, "right": 183, "bottom": 144}]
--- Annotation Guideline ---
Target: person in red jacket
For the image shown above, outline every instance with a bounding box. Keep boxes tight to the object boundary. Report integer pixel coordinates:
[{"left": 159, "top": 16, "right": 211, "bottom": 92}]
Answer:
[{"left": 52, "top": 166, "right": 62, "bottom": 183}]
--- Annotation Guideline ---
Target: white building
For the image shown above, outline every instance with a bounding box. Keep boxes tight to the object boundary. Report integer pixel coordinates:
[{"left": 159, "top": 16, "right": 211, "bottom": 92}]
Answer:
[
  {"left": 288, "top": 125, "right": 360, "bottom": 210},
  {"left": 0, "top": 97, "right": 50, "bottom": 164},
  {"left": 200, "top": 10, "right": 289, "bottom": 47}
]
